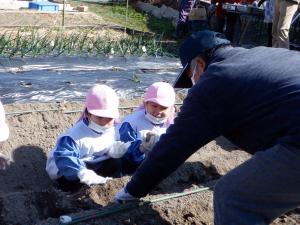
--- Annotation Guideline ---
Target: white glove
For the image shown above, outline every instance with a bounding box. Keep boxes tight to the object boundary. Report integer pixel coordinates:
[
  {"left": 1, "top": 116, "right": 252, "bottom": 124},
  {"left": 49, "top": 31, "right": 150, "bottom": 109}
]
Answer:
[
  {"left": 139, "top": 131, "right": 160, "bottom": 154},
  {"left": 0, "top": 153, "right": 10, "bottom": 170},
  {"left": 78, "top": 168, "right": 112, "bottom": 186},
  {"left": 107, "top": 141, "right": 131, "bottom": 158},
  {"left": 113, "top": 187, "right": 138, "bottom": 203}
]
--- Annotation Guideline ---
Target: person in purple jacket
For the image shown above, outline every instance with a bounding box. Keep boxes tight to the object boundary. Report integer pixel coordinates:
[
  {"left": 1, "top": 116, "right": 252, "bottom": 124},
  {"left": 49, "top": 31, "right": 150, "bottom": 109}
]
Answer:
[
  {"left": 114, "top": 30, "right": 300, "bottom": 224},
  {"left": 175, "top": 0, "right": 197, "bottom": 38}
]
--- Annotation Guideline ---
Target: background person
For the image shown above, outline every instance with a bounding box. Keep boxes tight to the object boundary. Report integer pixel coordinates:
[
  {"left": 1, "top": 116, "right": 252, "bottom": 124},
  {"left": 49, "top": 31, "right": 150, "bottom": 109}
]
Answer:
[
  {"left": 272, "top": 0, "right": 299, "bottom": 48},
  {"left": 175, "top": 0, "right": 197, "bottom": 38},
  {"left": 114, "top": 30, "right": 300, "bottom": 225},
  {"left": 257, "top": 0, "right": 274, "bottom": 47},
  {"left": 210, "top": 0, "right": 255, "bottom": 44}
]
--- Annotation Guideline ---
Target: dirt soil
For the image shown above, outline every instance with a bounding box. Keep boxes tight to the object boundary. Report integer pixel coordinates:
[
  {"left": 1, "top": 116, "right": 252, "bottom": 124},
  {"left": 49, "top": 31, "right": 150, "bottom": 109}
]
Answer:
[{"left": 0, "top": 100, "right": 299, "bottom": 225}]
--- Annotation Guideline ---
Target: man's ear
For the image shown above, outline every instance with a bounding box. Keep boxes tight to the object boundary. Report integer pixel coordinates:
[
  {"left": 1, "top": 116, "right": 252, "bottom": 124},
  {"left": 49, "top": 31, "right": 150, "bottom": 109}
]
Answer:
[{"left": 195, "top": 56, "right": 206, "bottom": 71}]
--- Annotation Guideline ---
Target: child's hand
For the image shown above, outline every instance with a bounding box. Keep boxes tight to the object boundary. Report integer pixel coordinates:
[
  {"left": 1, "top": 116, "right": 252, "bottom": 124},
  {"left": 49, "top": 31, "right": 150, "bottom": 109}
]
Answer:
[
  {"left": 140, "top": 132, "right": 160, "bottom": 153},
  {"left": 107, "top": 141, "right": 131, "bottom": 158},
  {"left": 78, "top": 168, "right": 112, "bottom": 186}
]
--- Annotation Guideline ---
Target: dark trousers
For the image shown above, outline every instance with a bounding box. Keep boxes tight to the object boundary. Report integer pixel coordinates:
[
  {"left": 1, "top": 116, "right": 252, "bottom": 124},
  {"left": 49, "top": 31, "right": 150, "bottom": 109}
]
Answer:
[
  {"left": 267, "top": 23, "right": 273, "bottom": 47},
  {"left": 214, "top": 144, "right": 300, "bottom": 224},
  {"left": 121, "top": 158, "right": 140, "bottom": 175},
  {"left": 225, "top": 13, "right": 241, "bottom": 45},
  {"left": 86, "top": 158, "right": 122, "bottom": 178},
  {"left": 211, "top": 13, "right": 241, "bottom": 45}
]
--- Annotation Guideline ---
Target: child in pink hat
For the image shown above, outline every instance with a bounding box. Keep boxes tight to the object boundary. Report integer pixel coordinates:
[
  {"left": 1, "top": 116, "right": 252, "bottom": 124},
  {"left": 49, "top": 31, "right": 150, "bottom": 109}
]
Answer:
[
  {"left": 0, "top": 100, "right": 10, "bottom": 170},
  {"left": 118, "top": 82, "right": 176, "bottom": 174},
  {"left": 46, "top": 85, "right": 130, "bottom": 191}
]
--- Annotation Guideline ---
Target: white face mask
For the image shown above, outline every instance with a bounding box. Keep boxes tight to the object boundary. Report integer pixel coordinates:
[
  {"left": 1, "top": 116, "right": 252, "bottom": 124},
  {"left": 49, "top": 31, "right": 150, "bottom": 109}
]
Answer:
[
  {"left": 88, "top": 121, "right": 111, "bottom": 134},
  {"left": 145, "top": 111, "right": 166, "bottom": 125},
  {"left": 191, "top": 63, "right": 197, "bottom": 86}
]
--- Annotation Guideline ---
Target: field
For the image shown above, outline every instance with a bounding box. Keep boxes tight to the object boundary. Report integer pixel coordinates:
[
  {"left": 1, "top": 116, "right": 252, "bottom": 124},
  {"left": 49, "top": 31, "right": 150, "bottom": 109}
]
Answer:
[
  {"left": 1, "top": 102, "right": 299, "bottom": 224},
  {"left": 0, "top": 3, "right": 299, "bottom": 225}
]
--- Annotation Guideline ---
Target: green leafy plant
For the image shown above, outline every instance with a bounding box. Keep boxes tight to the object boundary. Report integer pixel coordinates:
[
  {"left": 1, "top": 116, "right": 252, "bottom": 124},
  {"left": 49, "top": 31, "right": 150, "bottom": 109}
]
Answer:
[{"left": 0, "top": 27, "right": 178, "bottom": 58}]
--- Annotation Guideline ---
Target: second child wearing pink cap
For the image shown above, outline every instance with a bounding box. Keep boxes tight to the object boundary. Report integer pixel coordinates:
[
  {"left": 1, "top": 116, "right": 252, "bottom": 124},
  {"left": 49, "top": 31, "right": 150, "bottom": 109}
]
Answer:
[
  {"left": 118, "top": 82, "right": 176, "bottom": 174},
  {"left": 46, "top": 85, "right": 130, "bottom": 191}
]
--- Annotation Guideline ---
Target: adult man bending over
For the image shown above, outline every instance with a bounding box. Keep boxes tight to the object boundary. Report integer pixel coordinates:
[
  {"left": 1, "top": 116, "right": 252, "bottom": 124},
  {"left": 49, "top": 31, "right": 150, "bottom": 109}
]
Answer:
[{"left": 114, "top": 30, "right": 300, "bottom": 225}]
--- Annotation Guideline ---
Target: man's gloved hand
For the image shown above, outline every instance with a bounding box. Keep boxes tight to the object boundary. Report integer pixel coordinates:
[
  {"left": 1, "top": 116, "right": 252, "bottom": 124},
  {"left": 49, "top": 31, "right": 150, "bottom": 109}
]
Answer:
[
  {"left": 0, "top": 153, "right": 10, "bottom": 170},
  {"left": 113, "top": 187, "right": 138, "bottom": 203},
  {"left": 78, "top": 168, "right": 112, "bottom": 186},
  {"left": 139, "top": 131, "right": 160, "bottom": 154},
  {"left": 107, "top": 141, "right": 131, "bottom": 158}
]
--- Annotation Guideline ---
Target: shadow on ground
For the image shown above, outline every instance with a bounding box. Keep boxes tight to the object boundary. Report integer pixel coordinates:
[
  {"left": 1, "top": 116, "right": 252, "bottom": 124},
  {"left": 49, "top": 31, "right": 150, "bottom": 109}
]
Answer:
[{"left": 0, "top": 145, "right": 52, "bottom": 193}]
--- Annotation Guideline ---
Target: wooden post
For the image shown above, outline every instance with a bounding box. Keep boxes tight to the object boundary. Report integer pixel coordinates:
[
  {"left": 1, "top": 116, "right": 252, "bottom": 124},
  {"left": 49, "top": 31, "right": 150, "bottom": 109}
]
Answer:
[{"left": 62, "top": 0, "right": 65, "bottom": 27}]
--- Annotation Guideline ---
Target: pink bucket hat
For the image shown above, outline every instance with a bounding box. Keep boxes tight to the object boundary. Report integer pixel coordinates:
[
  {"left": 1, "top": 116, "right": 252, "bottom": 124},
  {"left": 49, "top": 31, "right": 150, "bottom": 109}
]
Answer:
[
  {"left": 0, "top": 101, "right": 9, "bottom": 142},
  {"left": 144, "top": 82, "right": 175, "bottom": 107},
  {"left": 85, "top": 85, "right": 119, "bottom": 119}
]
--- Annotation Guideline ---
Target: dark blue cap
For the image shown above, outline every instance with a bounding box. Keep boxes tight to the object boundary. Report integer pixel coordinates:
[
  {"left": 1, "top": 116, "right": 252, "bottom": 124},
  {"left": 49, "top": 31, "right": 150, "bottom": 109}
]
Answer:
[{"left": 173, "top": 30, "right": 231, "bottom": 88}]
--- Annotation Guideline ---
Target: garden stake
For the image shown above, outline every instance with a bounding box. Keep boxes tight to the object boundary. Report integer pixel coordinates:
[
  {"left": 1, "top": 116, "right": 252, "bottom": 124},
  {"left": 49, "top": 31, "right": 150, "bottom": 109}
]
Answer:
[{"left": 59, "top": 186, "right": 213, "bottom": 225}]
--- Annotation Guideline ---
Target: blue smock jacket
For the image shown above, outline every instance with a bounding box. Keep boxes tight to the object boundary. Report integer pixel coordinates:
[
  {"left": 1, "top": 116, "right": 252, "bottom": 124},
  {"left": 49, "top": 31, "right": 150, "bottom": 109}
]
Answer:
[
  {"left": 46, "top": 118, "right": 116, "bottom": 180},
  {"left": 53, "top": 136, "right": 84, "bottom": 180}
]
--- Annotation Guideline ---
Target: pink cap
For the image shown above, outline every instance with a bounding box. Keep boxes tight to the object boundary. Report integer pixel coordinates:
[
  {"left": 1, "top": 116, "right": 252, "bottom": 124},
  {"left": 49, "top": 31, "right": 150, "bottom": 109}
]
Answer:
[
  {"left": 0, "top": 101, "right": 9, "bottom": 142},
  {"left": 85, "top": 85, "right": 119, "bottom": 119},
  {"left": 144, "top": 82, "right": 175, "bottom": 107}
]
